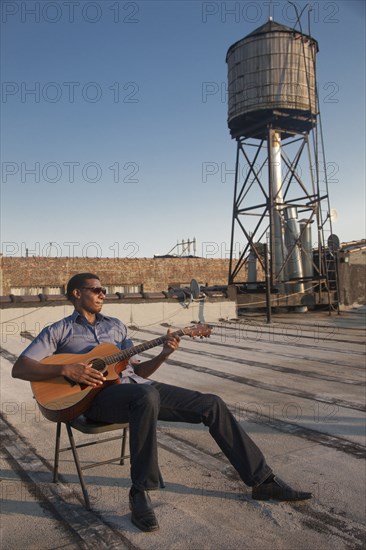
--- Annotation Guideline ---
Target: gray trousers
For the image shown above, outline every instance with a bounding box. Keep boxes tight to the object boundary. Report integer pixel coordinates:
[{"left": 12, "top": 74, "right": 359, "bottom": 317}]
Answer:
[{"left": 86, "top": 380, "right": 272, "bottom": 491}]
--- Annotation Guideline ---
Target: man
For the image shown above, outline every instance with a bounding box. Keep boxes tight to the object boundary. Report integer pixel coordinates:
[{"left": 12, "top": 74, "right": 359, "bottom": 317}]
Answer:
[{"left": 12, "top": 272, "right": 312, "bottom": 532}]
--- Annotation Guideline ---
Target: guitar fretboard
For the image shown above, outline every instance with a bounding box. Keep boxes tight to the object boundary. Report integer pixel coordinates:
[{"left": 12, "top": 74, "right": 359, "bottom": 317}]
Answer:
[{"left": 104, "top": 329, "right": 185, "bottom": 365}]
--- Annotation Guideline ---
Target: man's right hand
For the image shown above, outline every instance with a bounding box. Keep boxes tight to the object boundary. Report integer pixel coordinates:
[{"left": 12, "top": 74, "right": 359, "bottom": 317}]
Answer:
[
  {"left": 12, "top": 355, "right": 108, "bottom": 384},
  {"left": 61, "top": 363, "right": 107, "bottom": 387}
]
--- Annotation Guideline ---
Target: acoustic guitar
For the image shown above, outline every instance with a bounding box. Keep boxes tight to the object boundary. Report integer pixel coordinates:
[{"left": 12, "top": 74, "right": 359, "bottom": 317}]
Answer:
[{"left": 31, "top": 324, "right": 212, "bottom": 423}]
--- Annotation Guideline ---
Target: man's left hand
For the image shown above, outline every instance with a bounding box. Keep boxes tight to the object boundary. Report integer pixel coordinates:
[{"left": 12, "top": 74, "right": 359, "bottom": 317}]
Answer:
[{"left": 161, "top": 330, "right": 180, "bottom": 357}]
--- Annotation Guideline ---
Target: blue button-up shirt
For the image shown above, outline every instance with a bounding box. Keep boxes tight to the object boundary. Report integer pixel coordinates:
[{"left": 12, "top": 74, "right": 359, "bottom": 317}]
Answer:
[{"left": 21, "top": 310, "right": 148, "bottom": 384}]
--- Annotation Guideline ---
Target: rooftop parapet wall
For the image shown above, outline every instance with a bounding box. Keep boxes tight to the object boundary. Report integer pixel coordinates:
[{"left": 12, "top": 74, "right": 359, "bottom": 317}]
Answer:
[
  {"left": 1, "top": 244, "right": 364, "bottom": 306},
  {"left": 0, "top": 298, "right": 237, "bottom": 337},
  {"left": 0, "top": 257, "right": 242, "bottom": 296}
]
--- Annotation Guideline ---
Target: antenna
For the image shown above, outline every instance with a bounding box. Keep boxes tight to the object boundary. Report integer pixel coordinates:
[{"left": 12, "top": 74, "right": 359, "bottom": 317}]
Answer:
[
  {"left": 164, "top": 238, "right": 196, "bottom": 257},
  {"left": 288, "top": 1, "right": 309, "bottom": 33}
]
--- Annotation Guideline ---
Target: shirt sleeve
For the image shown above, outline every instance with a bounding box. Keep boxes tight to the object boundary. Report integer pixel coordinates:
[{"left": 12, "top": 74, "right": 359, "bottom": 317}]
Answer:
[{"left": 20, "top": 322, "right": 63, "bottom": 361}]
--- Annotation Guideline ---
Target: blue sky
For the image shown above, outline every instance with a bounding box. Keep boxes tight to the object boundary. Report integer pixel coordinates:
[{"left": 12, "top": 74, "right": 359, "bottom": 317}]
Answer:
[{"left": 1, "top": 0, "right": 365, "bottom": 259}]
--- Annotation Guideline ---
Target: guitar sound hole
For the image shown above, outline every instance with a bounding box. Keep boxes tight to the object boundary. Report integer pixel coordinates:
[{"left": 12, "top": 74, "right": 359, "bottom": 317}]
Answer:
[{"left": 90, "top": 358, "right": 107, "bottom": 372}]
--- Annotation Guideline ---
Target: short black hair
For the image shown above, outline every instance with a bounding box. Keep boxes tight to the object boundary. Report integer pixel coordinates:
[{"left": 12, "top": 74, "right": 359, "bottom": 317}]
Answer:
[{"left": 66, "top": 273, "right": 100, "bottom": 301}]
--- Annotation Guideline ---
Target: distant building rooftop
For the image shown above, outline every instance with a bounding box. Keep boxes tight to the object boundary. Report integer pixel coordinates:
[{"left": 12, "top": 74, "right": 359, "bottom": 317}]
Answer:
[{"left": 340, "top": 240, "right": 366, "bottom": 252}]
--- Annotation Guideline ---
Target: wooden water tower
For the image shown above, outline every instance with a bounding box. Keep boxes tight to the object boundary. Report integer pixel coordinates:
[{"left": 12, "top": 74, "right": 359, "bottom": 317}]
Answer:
[{"left": 226, "top": 18, "right": 339, "bottom": 311}]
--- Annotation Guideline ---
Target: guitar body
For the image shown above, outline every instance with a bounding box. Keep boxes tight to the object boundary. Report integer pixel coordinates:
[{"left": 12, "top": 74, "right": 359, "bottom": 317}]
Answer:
[{"left": 31, "top": 343, "right": 128, "bottom": 423}]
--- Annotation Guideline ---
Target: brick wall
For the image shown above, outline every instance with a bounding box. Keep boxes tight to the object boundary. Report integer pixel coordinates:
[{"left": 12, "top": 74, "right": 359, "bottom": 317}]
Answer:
[
  {"left": 0, "top": 256, "right": 242, "bottom": 295},
  {"left": 338, "top": 249, "right": 366, "bottom": 306}
]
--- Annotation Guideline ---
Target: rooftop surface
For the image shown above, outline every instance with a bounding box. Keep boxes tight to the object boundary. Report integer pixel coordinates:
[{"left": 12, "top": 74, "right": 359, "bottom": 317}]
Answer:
[{"left": 1, "top": 306, "right": 365, "bottom": 549}]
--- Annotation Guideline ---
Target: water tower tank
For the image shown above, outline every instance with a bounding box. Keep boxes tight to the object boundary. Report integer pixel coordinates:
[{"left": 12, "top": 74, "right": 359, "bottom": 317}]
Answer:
[{"left": 226, "top": 19, "right": 319, "bottom": 139}]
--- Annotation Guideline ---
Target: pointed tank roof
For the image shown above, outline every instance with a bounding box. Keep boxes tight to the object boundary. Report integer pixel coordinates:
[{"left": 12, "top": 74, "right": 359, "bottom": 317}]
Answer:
[
  {"left": 246, "top": 18, "right": 295, "bottom": 38},
  {"left": 226, "top": 18, "right": 319, "bottom": 59}
]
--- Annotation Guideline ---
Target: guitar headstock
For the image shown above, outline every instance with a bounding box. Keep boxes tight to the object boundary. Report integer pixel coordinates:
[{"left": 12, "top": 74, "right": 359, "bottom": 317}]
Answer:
[{"left": 183, "top": 324, "right": 212, "bottom": 339}]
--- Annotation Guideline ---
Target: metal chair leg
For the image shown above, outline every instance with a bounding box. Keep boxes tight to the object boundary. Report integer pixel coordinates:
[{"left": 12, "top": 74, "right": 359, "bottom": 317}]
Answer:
[
  {"left": 65, "top": 423, "right": 91, "bottom": 510},
  {"left": 53, "top": 421, "right": 62, "bottom": 483},
  {"left": 120, "top": 427, "right": 127, "bottom": 465},
  {"left": 53, "top": 420, "right": 164, "bottom": 510}
]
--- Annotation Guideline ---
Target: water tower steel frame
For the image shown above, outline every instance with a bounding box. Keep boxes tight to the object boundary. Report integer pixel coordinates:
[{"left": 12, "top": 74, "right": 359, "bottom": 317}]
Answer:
[{"left": 226, "top": 19, "right": 339, "bottom": 311}]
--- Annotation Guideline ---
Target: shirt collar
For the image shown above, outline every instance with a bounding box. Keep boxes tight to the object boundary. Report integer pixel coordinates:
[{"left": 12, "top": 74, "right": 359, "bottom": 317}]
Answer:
[{"left": 71, "top": 310, "right": 111, "bottom": 324}]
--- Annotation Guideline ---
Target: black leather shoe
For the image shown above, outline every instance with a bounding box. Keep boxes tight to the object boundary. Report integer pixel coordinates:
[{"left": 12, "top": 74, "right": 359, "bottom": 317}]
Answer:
[
  {"left": 252, "top": 476, "right": 313, "bottom": 502},
  {"left": 129, "top": 488, "right": 159, "bottom": 532}
]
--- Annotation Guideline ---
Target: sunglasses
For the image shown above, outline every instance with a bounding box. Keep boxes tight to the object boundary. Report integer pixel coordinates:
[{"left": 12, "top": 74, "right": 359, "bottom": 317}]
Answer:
[{"left": 80, "top": 286, "right": 107, "bottom": 295}]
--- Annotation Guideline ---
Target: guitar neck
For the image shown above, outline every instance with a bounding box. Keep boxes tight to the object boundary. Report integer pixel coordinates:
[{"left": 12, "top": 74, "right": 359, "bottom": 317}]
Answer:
[{"left": 105, "top": 329, "right": 185, "bottom": 366}]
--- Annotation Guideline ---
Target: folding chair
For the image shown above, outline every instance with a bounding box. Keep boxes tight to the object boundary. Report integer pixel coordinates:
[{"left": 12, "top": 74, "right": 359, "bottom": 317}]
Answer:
[{"left": 53, "top": 415, "right": 165, "bottom": 510}]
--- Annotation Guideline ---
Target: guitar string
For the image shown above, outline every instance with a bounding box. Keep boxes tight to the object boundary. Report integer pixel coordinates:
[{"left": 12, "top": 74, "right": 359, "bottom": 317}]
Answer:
[{"left": 96, "top": 326, "right": 210, "bottom": 366}]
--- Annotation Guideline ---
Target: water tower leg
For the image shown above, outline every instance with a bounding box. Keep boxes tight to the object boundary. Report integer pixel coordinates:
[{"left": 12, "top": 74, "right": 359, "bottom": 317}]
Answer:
[{"left": 268, "top": 129, "right": 287, "bottom": 293}]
